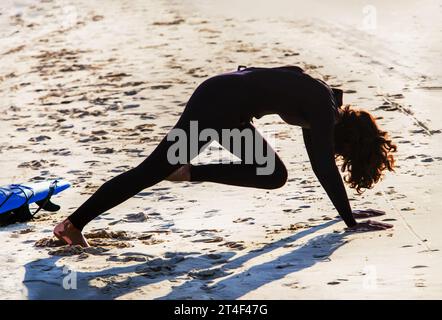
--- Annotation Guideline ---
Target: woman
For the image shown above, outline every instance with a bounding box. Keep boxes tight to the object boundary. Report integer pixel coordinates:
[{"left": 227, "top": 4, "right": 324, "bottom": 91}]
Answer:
[{"left": 54, "top": 65, "right": 397, "bottom": 247}]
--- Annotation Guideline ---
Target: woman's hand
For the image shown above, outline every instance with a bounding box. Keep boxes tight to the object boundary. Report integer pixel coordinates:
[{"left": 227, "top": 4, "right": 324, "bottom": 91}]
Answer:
[
  {"left": 346, "top": 219, "right": 393, "bottom": 232},
  {"left": 352, "top": 208, "right": 385, "bottom": 219}
]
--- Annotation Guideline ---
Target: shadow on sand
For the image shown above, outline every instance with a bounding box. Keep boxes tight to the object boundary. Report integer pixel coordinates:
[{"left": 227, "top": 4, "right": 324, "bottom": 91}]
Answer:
[{"left": 23, "top": 219, "right": 349, "bottom": 299}]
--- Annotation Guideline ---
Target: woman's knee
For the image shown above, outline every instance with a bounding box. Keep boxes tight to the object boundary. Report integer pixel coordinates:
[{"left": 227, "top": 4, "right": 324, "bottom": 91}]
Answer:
[{"left": 262, "top": 161, "right": 288, "bottom": 189}]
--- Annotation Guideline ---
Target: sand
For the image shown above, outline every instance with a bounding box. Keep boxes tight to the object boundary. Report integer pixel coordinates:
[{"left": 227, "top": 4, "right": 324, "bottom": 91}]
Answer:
[{"left": 0, "top": 0, "right": 441, "bottom": 299}]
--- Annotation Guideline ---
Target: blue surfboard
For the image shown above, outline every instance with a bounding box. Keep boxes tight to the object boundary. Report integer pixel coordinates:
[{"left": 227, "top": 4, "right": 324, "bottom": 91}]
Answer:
[{"left": 0, "top": 179, "right": 70, "bottom": 215}]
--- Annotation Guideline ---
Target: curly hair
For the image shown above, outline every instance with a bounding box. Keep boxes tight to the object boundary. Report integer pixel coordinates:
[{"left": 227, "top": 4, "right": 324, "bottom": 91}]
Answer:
[{"left": 334, "top": 105, "right": 397, "bottom": 194}]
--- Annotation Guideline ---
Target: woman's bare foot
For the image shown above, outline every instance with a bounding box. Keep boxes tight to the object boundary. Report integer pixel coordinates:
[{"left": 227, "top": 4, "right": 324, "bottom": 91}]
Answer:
[
  {"left": 166, "top": 164, "right": 191, "bottom": 181},
  {"left": 53, "top": 219, "right": 90, "bottom": 247}
]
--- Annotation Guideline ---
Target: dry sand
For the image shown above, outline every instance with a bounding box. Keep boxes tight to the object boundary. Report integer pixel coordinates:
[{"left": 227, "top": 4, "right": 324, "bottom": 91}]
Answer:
[{"left": 0, "top": 0, "right": 441, "bottom": 299}]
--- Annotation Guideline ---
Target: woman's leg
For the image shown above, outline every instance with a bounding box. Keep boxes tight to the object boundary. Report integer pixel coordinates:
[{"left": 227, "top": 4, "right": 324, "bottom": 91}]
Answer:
[
  {"left": 53, "top": 74, "right": 265, "bottom": 245},
  {"left": 54, "top": 132, "right": 187, "bottom": 246},
  {"left": 66, "top": 137, "right": 183, "bottom": 231},
  {"left": 54, "top": 121, "right": 213, "bottom": 245},
  {"left": 54, "top": 99, "right": 220, "bottom": 246},
  {"left": 190, "top": 123, "right": 288, "bottom": 189},
  {"left": 65, "top": 114, "right": 215, "bottom": 232},
  {"left": 61, "top": 75, "right": 237, "bottom": 236}
]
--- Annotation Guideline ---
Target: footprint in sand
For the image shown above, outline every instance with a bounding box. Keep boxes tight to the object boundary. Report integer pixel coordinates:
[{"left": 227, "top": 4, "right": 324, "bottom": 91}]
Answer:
[
  {"left": 195, "top": 229, "right": 222, "bottom": 235},
  {"left": 140, "top": 113, "right": 157, "bottom": 120},
  {"left": 415, "top": 280, "right": 426, "bottom": 288},
  {"left": 141, "top": 238, "right": 165, "bottom": 246},
  {"left": 107, "top": 254, "right": 149, "bottom": 263},
  {"left": 50, "top": 148, "right": 72, "bottom": 156},
  {"left": 78, "top": 136, "right": 101, "bottom": 143},
  {"left": 204, "top": 209, "right": 219, "bottom": 218},
  {"left": 49, "top": 245, "right": 109, "bottom": 257},
  {"left": 18, "top": 159, "right": 56, "bottom": 170},
  {"left": 276, "top": 263, "right": 295, "bottom": 269},
  {"left": 157, "top": 194, "right": 175, "bottom": 201},
  {"left": 233, "top": 217, "right": 255, "bottom": 224},
  {"left": 192, "top": 237, "right": 224, "bottom": 244},
  {"left": 35, "top": 237, "right": 109, "bottom": 256},
  {"left": 82, "top": 230, "right": 133, "bottom": 249},
  {"left": 134, "top": 123, "right": 156, "bottom": 132},
  {"left": 185, "top": 67, "right": 208, "bottom": 78},
  {"left": 189, "top": 268, "right": 232, "bottom": 280},
  {"left": 90, "top": 275, "right": 133, "bottom": 294},
  {"left": 150, "top": 84, "right": 173, "bottom": 90},
  {"left": 16, "top": 228, "right": 35, "bottom": 235},
  {"left": 152, "top": 18, "right": 185, "bottom": 26},
  {"left": 123, "top": 104, "right": 140, "bottom": 109},
  {"left": 135, "top": 254, "right": 185, "bottom": 278},
  {"left": 412, "top": 265, "right": 428, "bottom": 269},
  {"left": 283, "top": 281, "right": 307, "bottom": 289},
  {"left": 124, "top": 212, "right": 149, "bottom": 223},
  {"left": 86, "top": 229, "right": 133, "bottom": 240},
  {"left": 283, "top": 208, "right": 302, "bottom": 213},
  {"left": 92, "top": 146, "right": 114, "bottom": 154},
  {"left": 375, "top": 103, "right": 398, "bottom": 112},
  {"left": 28, "top": 135, "right": 51, "bottom": 142},
  {"left": 221, "top": 241, "right": 246, "bottom": 251},
  {"left": 267, "top": 223, "right": 307, "bottom": 235},
  {"left": 205, "top": 253, "right": 223, "bottom": 260},
  {"left": 109, "top": 165, "right": 131, "bottom": 173},
  {"left": 35, "top": 237, "right": 66, "bottom": 248}
]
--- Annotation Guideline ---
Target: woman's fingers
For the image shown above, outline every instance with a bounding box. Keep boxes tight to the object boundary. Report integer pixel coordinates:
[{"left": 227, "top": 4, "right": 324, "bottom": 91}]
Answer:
[
  {"left": 365, "top": 221, "right": 392, "bottom": 230},
  {"left": 370, "top": 220, "right": 393, "bottom": 229},
  {"left": 346, "top": 220, "right": 393, "bottom": 232},
  {"left": 353, "top": 209, "right": 386, "bottom": 219}
]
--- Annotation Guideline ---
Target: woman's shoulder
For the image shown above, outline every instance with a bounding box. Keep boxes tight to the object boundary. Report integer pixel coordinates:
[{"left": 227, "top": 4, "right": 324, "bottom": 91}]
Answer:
[
  {"left": 273, "top": 65, "right": 305, "bottom": 73},
  {"left": 236, "top": 65, "right": 304, "bottom": 73}
]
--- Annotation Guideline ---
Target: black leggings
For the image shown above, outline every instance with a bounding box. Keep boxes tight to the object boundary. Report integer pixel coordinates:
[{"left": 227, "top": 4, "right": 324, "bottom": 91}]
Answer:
[{"left": 68, "top": 77, "right": 288, "bottom": 230}]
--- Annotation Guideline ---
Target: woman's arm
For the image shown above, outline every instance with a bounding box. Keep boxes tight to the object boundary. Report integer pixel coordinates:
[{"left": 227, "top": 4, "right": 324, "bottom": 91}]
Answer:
[
  {"left": 303, "top": 127, "right": 393, "bottom": 231},
  {"left": 301, "top": 113, "right": 357, "bottom": 227}
]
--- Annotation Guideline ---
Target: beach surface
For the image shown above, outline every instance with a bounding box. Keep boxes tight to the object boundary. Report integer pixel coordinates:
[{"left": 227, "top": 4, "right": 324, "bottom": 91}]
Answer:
[{"left": 0, "top": 0, "right": 441, "bottom": 299}]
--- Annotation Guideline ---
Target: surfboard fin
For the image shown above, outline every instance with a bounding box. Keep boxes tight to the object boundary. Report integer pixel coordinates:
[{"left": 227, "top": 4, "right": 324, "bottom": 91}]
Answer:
[{"left": 35, "top": 199, "right": 61, "bottom": 212}]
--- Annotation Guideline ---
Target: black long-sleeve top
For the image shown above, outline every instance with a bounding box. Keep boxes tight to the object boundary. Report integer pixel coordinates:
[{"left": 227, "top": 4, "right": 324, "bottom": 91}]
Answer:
[{"left": 233, "top": 65, "right": 357, "bottom": 227}]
